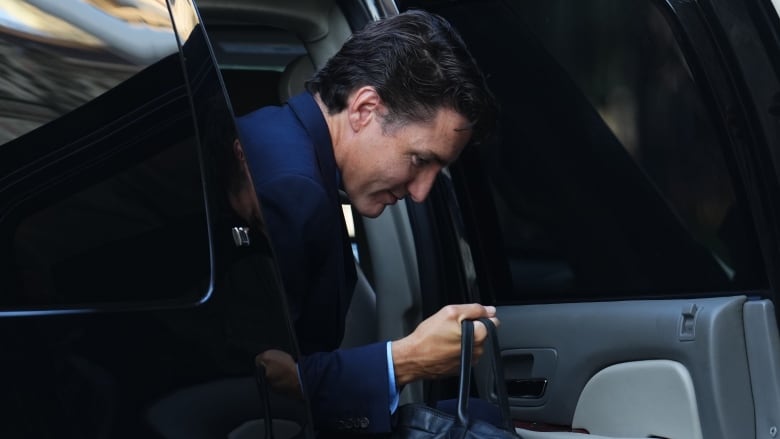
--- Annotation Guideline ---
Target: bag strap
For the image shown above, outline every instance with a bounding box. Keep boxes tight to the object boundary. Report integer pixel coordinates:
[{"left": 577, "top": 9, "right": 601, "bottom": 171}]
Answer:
[
  {"left": 478, "top": 317, "right": 514, "bottom": 432},
  {"left": 457, "top": 318, "right": 516, "bottom": 433},
  {"left": 457, "top": 319, "right": 474, "bottom": 426}
]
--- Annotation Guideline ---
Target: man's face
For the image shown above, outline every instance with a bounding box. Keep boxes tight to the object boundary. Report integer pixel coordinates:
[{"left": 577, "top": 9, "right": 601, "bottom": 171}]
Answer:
[{"left": 341, "top": 107, "right": 472, "bottom": 218}]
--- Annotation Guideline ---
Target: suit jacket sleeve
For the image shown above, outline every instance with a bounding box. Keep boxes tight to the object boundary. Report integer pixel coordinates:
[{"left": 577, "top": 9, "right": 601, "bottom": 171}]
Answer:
[{"left": 299, "top": 341, "right": 393, "bottom": 433}]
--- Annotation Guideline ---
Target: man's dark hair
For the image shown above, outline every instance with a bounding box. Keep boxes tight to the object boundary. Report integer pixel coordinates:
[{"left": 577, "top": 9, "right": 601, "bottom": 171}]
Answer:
[{"left": 306, "top": 9, "right": 497, "bottom": 144}]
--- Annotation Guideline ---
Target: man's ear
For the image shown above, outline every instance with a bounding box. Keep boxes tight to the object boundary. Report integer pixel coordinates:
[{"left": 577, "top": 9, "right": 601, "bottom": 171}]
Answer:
[{"left": 347, "top": 86, "right": 382, "bottom": 132}]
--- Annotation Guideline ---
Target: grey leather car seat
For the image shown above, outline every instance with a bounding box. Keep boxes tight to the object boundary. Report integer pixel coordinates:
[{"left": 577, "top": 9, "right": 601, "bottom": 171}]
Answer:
[{"left": 278, "top": 55, "right": 315, "bottom": 104}]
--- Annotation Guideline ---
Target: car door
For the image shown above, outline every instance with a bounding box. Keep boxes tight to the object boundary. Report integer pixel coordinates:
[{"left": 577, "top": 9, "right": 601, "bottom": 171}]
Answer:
[
  {"left": 398, "top": 0, "right": 780, "bottom": 438},
  {"left": 0, "top": 1, "right": 311, "bottom": 438}
]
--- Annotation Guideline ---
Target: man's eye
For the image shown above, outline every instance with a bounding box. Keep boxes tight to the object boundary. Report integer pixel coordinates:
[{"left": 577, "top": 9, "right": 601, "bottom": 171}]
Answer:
[{"left": 412, "top": 155, "right": 429, "bottom": 167}]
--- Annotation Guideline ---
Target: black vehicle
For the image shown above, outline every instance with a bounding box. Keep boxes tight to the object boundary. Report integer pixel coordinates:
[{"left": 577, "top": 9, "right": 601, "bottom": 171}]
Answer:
[
  {"left": 2, "top": 0, "right": 780, "bottom": 438},
  {"left": 0, "top": 1, "right": 311, "bottom": 437}
]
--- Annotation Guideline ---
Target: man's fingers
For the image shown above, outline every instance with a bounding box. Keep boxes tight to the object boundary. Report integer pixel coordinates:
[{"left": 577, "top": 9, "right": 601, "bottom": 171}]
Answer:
[
  {"left": 473, "top": 319, "right": 487, "bottom": 343},
  {"left": 472, "top": 317, "right": 500, "bottom": 343},
  {"left": 450, "top": 303, "right": 497, "bottom": 323},
  {"left": 443, "top": 303, "right": 500, "bottom": 342}
]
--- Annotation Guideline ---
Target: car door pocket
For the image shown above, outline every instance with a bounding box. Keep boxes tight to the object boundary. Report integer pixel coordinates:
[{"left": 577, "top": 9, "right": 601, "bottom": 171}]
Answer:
[{"left": 501, "top": 348, "right": 557, "bottom": 407}]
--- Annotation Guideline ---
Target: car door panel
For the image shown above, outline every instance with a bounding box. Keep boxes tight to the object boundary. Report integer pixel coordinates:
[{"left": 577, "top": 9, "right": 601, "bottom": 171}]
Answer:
[{"left": 487, "top": 296, "right": 753, "bottom": 438}]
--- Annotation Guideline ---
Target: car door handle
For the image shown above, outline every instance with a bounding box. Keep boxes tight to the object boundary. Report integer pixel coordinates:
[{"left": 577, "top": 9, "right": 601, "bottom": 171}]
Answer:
[{"left": 506, "top": 378, "right": 548, "bottom": 398}]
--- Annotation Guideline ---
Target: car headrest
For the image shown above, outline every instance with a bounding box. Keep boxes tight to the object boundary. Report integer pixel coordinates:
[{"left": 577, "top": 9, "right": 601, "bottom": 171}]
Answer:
[{"left": 278, "top": 55, "right": 316, "bottom": 104}]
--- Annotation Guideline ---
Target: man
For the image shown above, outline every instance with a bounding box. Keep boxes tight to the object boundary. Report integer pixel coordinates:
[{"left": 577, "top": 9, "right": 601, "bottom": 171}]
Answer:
[{"left": 237, "top": 9, "right": 499, "bottom": 434}]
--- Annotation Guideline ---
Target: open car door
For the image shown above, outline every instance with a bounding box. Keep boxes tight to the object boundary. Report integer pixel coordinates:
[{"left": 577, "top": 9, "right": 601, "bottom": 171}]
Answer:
[{"left": 0, "top": 1, "right": 314, "bottom": 437}]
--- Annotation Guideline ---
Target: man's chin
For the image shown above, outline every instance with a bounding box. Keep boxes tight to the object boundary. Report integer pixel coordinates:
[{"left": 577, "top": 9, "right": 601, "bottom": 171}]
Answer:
[{"left": 354, "top": 201, "right": 387, "bottom": 218}]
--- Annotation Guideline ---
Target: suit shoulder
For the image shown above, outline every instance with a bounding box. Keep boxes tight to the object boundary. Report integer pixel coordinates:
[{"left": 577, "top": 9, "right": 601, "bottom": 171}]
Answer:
[{"left": 236, "top": 105, "right": 318, "bottom": 183}]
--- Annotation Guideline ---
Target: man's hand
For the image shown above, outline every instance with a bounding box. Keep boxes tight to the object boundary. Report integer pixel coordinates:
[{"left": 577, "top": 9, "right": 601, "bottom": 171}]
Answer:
[
  {"left": 390, "top": 304, "right": 499, "bottom": 387},
  {"left": 255, "top": 349, "right": 303, "bottom": 399}
]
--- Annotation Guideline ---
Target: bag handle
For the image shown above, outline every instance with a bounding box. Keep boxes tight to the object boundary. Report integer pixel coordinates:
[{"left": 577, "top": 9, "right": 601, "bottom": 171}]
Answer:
[
  {"left": 457, "top": 318, "right": 515, "bottom": 433},
  {"left": 457, "top": 319, "right": 475, "bottom": 426}
]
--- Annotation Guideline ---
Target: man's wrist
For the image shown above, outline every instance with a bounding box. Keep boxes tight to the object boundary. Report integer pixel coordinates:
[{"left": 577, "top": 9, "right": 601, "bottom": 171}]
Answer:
[{"left": 390, "top": 336, "right": 420, "bottom": 387}]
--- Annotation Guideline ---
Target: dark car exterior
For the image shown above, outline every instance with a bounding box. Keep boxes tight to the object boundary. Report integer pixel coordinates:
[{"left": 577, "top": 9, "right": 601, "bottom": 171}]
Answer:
[{"left": 0, "top": 1, "right": 306, "bottom": 437}]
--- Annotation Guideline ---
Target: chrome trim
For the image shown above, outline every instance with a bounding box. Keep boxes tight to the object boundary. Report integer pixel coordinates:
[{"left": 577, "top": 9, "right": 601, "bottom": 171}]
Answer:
[
  {"left": 232, "top": 227, "right": 251, "bottom": 247},
  {"left": 364, "top": 0, "right": 399, "bottom": 20}
]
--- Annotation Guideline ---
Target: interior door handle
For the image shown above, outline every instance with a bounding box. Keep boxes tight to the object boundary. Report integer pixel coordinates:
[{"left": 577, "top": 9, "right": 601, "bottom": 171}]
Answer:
[{"left": 506, "top": 378, "right": 548, "bottom": 398}]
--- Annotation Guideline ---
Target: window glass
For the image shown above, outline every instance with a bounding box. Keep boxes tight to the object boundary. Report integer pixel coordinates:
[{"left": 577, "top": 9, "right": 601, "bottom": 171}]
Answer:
[
  {"left": 411, "top": 0, "right": 767, "bottom": 301},
  {"left": 0, "top": 0, "right": 211, "bottom": 308},
  {"left": 0, "top": 0, "right": 178, "bottom": 144},
  {"left": 9, "top": 136, "right": 208, "bottom": 307}
]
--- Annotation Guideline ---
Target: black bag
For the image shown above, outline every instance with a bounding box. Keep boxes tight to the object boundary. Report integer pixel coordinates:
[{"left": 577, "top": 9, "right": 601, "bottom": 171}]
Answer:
[{"left": 390, "top": 317, "right": 521, "bottom": 439}]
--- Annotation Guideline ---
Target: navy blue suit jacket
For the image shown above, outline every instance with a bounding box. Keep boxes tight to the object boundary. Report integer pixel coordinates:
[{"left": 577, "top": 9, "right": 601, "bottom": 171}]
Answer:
[{"left": 236, "top": 92, "right": 393, "bottom": 433}]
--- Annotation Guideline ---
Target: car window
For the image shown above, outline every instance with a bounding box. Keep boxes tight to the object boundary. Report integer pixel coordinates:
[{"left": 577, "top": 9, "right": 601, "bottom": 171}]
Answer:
[
  {"left": 0, "top": 0, "right": 210, "bottom": 309},
  {"left": 0, "top": 0, "right": 178, "bottom": 144},
  {"left": 406, "top": 0, "right": 768, "bottom": 302}
]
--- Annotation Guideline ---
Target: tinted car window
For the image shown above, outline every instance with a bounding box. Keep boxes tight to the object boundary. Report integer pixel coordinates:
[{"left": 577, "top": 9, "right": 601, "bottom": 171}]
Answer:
[
  {"left": 0, "top": 0, "right": 207, "bottom": 308},
  {"left": 406, "top": 0, "right": 767, "bottom": 302}
]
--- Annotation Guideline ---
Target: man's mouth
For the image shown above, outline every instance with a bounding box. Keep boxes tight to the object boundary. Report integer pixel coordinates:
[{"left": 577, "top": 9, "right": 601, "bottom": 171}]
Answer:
[{"left": 387, "top": 191, "right": 402, "bottom": 204}]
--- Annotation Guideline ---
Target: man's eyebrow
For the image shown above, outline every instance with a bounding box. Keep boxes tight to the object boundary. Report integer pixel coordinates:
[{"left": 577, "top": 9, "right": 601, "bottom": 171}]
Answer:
[{"left": 424, "top": 151, "right": 449, "bottom": 167}]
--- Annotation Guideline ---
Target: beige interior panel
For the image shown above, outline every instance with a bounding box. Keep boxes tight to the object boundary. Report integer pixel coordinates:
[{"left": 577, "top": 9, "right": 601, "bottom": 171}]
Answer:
[{"left": 572, "top": 359, "right": 703, "bottom": 439}]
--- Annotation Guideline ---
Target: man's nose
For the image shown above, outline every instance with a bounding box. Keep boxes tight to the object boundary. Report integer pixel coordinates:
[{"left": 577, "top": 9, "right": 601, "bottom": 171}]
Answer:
[{"left": 406, "top": 168, "right": 440, "bottom": 203}]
